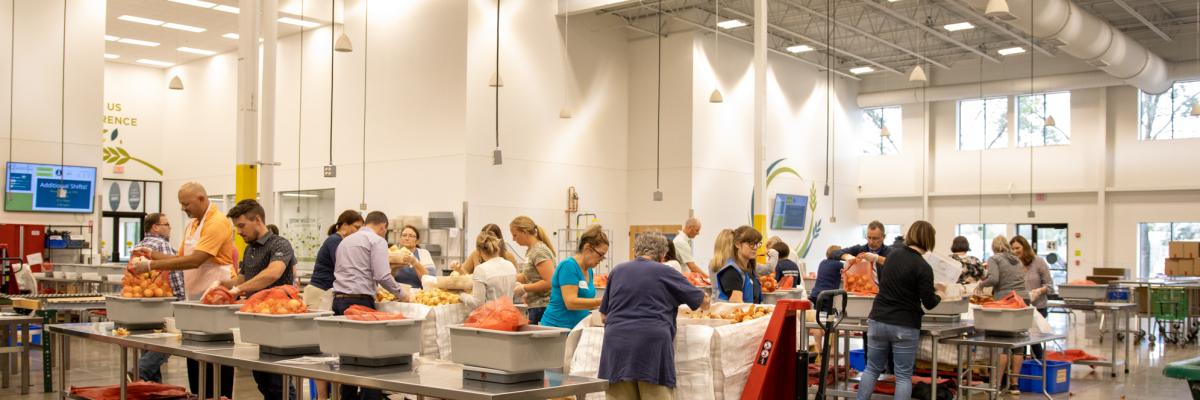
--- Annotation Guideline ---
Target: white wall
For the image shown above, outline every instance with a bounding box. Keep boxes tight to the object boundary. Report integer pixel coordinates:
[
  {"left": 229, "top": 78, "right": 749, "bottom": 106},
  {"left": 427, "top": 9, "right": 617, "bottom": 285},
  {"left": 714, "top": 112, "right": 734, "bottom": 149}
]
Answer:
[{"left": 102, "top": 63, "right": 166, "bottom": 182}]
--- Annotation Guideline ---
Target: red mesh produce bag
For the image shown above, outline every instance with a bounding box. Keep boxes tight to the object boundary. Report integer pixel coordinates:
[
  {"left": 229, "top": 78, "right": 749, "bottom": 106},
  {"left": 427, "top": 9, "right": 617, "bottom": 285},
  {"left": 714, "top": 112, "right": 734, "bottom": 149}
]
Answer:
[
  {"left": 121, "top": 257, "right": 175, "bottom": 298},
  {"left": 779, "top": 275, "right": 795, "bottom": 290},
  {"left": 843, "top": 258, "right": 878, "bottom": 295},
  {"left": 343, "top": 304, "right": 406, "bottom": 321},
  {"left": 464, "top": 297, "right": 529, "bottom": 332},
  {"left": 981, "top": 290, "right": 1028, "bottom": 309},
  {"left": 70, "top": 381, "right": 188, "bottom": 400},
  {"left": 201, "top": 286, "right": 236, "bottom": 305},
  {"left": 1047, "top": 349, "right": 1103, "bottom": 363},
  {"left": 238, "top": 286, "right": 307, "bottom": 314}
]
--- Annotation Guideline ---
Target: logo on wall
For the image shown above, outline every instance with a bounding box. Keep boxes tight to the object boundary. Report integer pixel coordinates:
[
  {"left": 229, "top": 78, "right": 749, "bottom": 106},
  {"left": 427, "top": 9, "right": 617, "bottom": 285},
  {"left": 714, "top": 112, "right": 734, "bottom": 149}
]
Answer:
[
  {"left": 128, "top": 183, "right": 142, "bottom": 210},
  {"left": 100, "top": 102, "right": 163, "bottom": 176},
  {"left": 108, "top": 182, "right": 121, "bottom": 211}
]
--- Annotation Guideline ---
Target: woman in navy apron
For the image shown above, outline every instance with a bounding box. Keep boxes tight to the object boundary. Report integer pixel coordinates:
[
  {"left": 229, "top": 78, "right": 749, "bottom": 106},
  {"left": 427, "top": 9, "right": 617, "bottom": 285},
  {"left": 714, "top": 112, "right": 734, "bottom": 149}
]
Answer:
[{"left": 713, "top": 226, "right": 763, "bottom": 304}]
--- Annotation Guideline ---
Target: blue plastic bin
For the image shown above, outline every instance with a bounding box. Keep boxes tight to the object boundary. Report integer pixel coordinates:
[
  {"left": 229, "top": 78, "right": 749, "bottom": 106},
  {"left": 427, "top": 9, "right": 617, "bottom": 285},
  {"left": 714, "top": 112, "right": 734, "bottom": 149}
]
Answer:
[
  {"left": 1107, "top": 287, "right": 1131, "bottom": 302},
  {"left": 849, "top": 349, "right": 865, "bottom": 372},
  {"left": 1018, "top": 360, "right": 1071, "bottom": 394}
]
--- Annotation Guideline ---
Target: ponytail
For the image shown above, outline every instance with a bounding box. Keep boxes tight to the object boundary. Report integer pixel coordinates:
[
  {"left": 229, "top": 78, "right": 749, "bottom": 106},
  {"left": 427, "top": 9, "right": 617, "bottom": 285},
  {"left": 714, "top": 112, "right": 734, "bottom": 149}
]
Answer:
[
  {"left": 329, "top": 210, "right": 365, "bottom": 236},
  {"left": 511, "top": 216, "right": 557, "bottom": 254},
  {"left": 476, "top": 231, "right": 504, "bottom": 258}
]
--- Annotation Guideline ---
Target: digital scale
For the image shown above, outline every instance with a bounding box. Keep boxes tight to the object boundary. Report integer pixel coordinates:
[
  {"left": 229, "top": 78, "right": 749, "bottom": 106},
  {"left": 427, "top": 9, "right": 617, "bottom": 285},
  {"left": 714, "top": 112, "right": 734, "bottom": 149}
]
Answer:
[
  {"left": 340, "top": 354, "right": 412, "bottom": 368},
  {"left": 922, "top": 314, "right": 962, "bottom": 323},
  {"left": 181, "top": 330, "right": 232, "bottom": 342},
  {"left": 461, "top": 365, "right": 545, "bottom": 384},
  {"left": 259, "top": 345, "right": 322, "bottom": 356}
]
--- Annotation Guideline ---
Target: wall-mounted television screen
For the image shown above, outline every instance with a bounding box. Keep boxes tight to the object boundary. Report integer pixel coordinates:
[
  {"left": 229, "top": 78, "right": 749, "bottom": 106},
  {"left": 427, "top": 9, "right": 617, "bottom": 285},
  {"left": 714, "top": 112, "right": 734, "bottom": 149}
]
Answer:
[
  {"left": 5, "top": 162, "right": 96, "bottom": 214},
  {"left": 771, "top": 193, "right": 808, "bottom": 230}
]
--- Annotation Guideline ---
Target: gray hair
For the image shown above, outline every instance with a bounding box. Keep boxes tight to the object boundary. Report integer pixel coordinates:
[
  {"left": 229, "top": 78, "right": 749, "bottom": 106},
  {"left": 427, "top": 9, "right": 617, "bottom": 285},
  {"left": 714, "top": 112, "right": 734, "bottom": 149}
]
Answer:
[
  {"left": 684, "top": 217, "right": 701, "bottom": 229},
  {"left": 634, "top": 232, "right": 669, "bottom": 260}
]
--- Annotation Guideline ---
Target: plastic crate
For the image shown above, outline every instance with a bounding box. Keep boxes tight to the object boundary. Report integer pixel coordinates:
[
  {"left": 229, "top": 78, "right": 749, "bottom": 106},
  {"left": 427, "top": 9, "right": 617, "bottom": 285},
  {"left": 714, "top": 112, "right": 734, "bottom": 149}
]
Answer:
[
  {"left": 974, "top": 307, "right": 1036, "bottom": 333},
  {"left": 849, "top": 349, "right": 865, "bottom": 372},
  {"left": 315, "top": 316, "right": 423, "bottom": 359},
  {"left": 1058, "top": 285, "right": 1108, "bottom": 301},
  {"left": 1153, "top": 288, "right": 1189, "bottom": 321},
  {"left": 448, "top": 324, "right": 570, "bottom": 373},
  {"left": 172, "top": 301, "right": 241, "bottom": 334},
  {"left": 236, "top": 311, "right": 333, "bottom": 350},
  {"left": 105, "top": 296, "right": 176, "bottom": 325},
  {"left": 845, "top": 295, "right": 874, "bottom": 319},
  {"left": 924, "top": 298, "right": 969, "bottom": 315},
  {"left": 1018, "top": 360, "right": 1071, "bottom": 394}
]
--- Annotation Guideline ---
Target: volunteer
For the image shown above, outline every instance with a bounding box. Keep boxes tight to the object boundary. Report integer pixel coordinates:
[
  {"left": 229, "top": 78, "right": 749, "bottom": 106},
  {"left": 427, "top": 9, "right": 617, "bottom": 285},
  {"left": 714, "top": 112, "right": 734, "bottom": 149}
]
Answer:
[
  {"left": 977, "top": 236, "right": 1025, "bottom": 300},
  {"left": 599, "top": 232, "right": 708, "bottom": 400},
  {"left": 835, "top": 220, "right": 893, "bottom": 265},
  {"left": 707, "top": 229, "right": 734, "bottom": 274},
  {"left": 772, "top": 242, "right": 801, "bottom": 283},
  {"left": 392, "top": 225, "right": 435, "bottom": 289},
  {"left": 461, "top": 230, "right": 517, "bottom": 309},
  {"left": 1012, "top": 235, "right": 1054, "bottom": 360},
  {"left": 453, "top": 223, "right": 518, "bottom": 274},
  {"left": 856, "top": 221, "right": 945, "bottom": 400},
  {"left": 332, "top": 211, "right": 408, "bottom": 400},
  {"left": 950, "top": 236, "right": 984, "bottom": 284},
  {"left": 131, "top": 213, "right": 182, "bottom": 383},
  {"left": 130, "top": 182, "right": 235, "bottom": 399},
  {"left": 808, "top": 245, "right": 843, "bottom": 313},
  {"left": 538, "top": 225, "right": 609, "bottom": 329},
  {"left": 714, "top": 226, "right": 762, "bottom": 304},
  {"left": 511, "top": 216, "right": 557, "bottom": 324},
  {"left": 761, "top": 236, "right": 783, "bottom": 276},
  {"left": 305, "top": 210, "right": 364, "bottom": 309},
  {"left": 672, "top": 218, "right": 705, "bottom": 274},
  {"left": 218, "top": 199, "right": 298, "bottom": 400}
]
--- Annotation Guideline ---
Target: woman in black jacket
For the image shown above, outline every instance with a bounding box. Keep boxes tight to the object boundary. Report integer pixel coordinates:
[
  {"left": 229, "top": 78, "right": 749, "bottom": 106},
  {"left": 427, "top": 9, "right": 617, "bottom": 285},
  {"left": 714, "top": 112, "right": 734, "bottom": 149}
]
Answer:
[{"left": 855, "top": 221, "right": 945, "bottom": 400}]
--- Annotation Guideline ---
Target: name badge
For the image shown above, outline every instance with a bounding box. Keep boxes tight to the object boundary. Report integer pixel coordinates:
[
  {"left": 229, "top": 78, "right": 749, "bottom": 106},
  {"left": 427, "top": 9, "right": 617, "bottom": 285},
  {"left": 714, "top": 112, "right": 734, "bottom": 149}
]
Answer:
[{"left": 579, "top": 281, "right": 589, "bottom": 290}]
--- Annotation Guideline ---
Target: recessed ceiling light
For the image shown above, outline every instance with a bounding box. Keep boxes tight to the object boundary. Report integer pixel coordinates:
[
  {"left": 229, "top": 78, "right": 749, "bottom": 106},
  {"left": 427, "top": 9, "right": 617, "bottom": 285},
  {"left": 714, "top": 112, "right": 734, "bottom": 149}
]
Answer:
[
  {"left": 168, "top": 0, "right": 217, "bottom": 8},
  {"left": 716, "top": 19, "right": 747, "bottom": 29},
  {"left": 104, "top": 35, "right": 120, "bottom": 42},
  {"left": 177, "top": 47, "right": 217, "bottom": 56},
  {"left": 850, "top": 66, "right": 875, "bottom": 75},
  {"left": 136, "top": 59, "right": 174, "bottom": 67},
  {"left": 998, "top": 46, "right": 1026, "bottom": 56},
  {"left": 222, "top": 33, "right": 239, "bottom": 40},
  {"left": 213, "top": 5, "right": 239, "bottom": 14},
  {"left": 278, "top": 17, "right": 320, "bottom": 27},
  {"left": 117, "top": 38, "right": 160, "bottom": 47},
  {"left": 786, "top": 44, "right": 814, "bottom": 53},
  {"left": 104, "top": 54, "right": 120, "bottom": 60},
  {"left": 162, "top": 23, "right": 206, "bottom": 33},
  {"left": 943, "top": 22, "right": 975, "bottom": 32},
  {"left": 118, "top": 15, "right": 165, "bottom": 26}
]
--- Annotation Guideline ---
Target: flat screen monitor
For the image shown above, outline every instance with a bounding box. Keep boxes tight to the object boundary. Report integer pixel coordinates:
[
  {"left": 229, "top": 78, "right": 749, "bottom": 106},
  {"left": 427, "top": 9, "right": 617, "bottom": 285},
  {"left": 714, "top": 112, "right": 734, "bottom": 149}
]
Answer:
[
  {"left": 5, "top": 162, "right": 97, "bottom": 214},
  {"left": 771, "top": 193, "right": 808, "bottom": 230}
]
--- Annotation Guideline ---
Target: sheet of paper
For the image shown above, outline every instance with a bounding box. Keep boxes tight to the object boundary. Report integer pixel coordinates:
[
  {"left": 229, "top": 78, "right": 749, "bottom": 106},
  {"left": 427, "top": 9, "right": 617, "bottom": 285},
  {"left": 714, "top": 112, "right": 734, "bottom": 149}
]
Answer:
[
  {"left": 26, "top": 253, "right": 42, "bottom": 266},
  {"left": 276, "top": 356, "right": 340, "bottom": 365}
]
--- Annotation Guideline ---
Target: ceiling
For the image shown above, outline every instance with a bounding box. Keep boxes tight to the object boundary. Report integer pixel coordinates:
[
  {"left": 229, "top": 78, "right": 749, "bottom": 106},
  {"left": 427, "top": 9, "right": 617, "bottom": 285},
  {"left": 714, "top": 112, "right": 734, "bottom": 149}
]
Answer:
[
  {"left": 600, "top": 0, "right": 1200, "bottom": 80},
  {"left": 105, "top": 0, "right": 330, "bottom": 69}
]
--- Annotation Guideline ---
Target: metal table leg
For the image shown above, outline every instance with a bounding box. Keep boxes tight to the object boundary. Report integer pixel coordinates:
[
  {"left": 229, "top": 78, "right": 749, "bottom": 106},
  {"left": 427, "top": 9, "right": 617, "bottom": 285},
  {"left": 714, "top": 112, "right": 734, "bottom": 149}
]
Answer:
[
  {"left": 282, "top": 374, "right": 291, "bottom": 400},
  {"left": 55, "top": 333, "right": 65, "bottom": 400},
  {"left": 22, "top": 322, "right": 30, "bottom": 394},
  {"left": 119, "top": 345, "right": 128, "bottom": 400},
  {"left": 1040, "top": 344, "right": 1051, "bottom": 400},
  {"left": 3, "top": 323, "right": 11, "bottom": 389},
  {"left": 954, "top": 344, "right": 962, "bottom": 400},
  {"left": 198, "top": 361, "right": 207, "bottom": 400},
  {"left": 930, "top": 334, "right": 938, "bottom": 399},
  {"left": 214, "top": 363, "right": 222, "bottom": 399},
  {"left": 1110, "top": 307, "right": 1119, "bottom": 378},
  {"left": 1125, "top": 308, "right": 1132, "bottom": 374},
  {"left": 331, "top": 382, "right": 341, "bottom": 400}
]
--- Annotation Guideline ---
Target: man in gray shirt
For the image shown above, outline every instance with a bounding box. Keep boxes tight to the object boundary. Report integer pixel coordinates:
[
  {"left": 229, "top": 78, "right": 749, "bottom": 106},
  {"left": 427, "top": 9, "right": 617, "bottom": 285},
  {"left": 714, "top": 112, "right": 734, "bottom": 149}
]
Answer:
[{"left": 332, "top": 211, "right": 406, "bottom": 400}]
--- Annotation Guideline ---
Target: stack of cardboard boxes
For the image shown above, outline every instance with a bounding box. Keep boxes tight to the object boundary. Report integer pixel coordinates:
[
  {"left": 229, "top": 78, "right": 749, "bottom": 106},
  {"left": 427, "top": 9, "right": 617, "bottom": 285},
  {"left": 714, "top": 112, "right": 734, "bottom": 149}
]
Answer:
[{"left": 1166, "top": 241, "right": 1200, "bottom": 276}]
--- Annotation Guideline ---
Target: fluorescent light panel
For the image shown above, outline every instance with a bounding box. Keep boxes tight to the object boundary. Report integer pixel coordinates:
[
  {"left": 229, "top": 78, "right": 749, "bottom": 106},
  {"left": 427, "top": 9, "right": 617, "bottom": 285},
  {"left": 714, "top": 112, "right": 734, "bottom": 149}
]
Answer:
[
  {"left": 213, "top": 5, "right": 239, "bottom": 14},
  {"left": 162, "top": 22, "right": 206, "bottom": 33},
  {"left": 117, "top": 38, "right": 160, "bottom": 47},
  {"left": 135, "top": 59, "right": 174, "bottom": 67},
  {"left": 998, "top": 46, "right": 1026, "bottom": 56},
  {"left": 850, "top": 66, "right": 875, "bottom": 74},
  {"left": 177, "top": 47, "right": 217, "bottom": 56},
  {"left": 222, "top": 33, "right": 239, "bottom": 39},
  {"left": 104, "top": 54, "right": 120, "bottom": 59},
  {"left": 716, "top": 19, "right": 747, "bottom": 29},
  {"left": 943, "top": 22, "right": 975, "bottom": 31},
  {"left": 278, "top": 17, "right": 319, "bottom": 27},
  {"left": 118, "top": 15, "right": 164, "bottom": 26},
  {"left": 104, "top": 35, "right": 120, "bottom": 41},
  {"left": 786, "top": 44, "right": 814, "bottom": 53},
  {"left": 167, "top": 0, "right": 217, "bottom": 8},
  {"left": 282, "top": 193, "right": 319, "bottom": 198}
]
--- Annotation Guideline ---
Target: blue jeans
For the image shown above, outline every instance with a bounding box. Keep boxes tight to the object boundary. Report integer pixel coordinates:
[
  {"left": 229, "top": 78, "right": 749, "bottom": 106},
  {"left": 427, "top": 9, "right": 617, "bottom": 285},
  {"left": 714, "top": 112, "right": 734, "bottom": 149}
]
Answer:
[
  {"left": 857, "top": 320, "right": 920, "bottom": 400},
  {"left": 527, "top": 307, "right": 546, "bottom": 325},
  {"left": 137, "top": 351, "right": 170, "bottom": 382}
]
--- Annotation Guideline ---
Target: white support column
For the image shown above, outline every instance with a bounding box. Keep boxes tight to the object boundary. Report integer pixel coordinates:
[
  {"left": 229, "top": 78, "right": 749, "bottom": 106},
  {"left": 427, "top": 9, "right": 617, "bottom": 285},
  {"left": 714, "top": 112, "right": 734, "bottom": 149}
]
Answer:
[
  {"left": 234, "top": 0, "right": 261, "bottom": 216},
  {"left": 752, "top": 0, "right": 767, "bottom": 234},
  {"left": 261, "top": 0, "right": 278, "bottom": 221}
]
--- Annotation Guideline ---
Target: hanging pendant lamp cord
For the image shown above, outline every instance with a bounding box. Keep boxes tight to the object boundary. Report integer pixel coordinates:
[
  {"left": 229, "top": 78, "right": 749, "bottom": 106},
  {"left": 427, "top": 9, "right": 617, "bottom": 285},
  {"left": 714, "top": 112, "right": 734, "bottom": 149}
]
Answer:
[
  {"left": 8, "top": 0, "right": 13, "bottom": 163},
  {"left": 298, "top": 0, "right": 304, "bottom": 207},
  {"left": 59, "top": 0, "right": 66, "bottom": 175},
  {"left": 824, "top": 0, "right": 831, "bottom": 191},
  {"left": 328, "top": 0, "right": 335, "bottom": 166},
  {"left": 656, "top": 8, "right": 662, "bottom": 191},
  {"left": 362, "top": 0, "right": 368, "bottom": 206},
  {"left": 494, "top": 0, "right": 500, "bottom": 149},
  {"left": 1028, "top": 0, "right": 1034, "bottom": 215},
  {"left": 978, "top": 56, "right": 984, "bottom": 225}
]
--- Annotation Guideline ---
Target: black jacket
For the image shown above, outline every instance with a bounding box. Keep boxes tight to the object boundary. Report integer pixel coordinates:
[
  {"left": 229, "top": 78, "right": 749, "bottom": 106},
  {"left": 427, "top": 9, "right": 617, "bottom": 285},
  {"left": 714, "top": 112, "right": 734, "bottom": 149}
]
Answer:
[{"left": 868, "top": 246, "right": 941, "bottom": 329}]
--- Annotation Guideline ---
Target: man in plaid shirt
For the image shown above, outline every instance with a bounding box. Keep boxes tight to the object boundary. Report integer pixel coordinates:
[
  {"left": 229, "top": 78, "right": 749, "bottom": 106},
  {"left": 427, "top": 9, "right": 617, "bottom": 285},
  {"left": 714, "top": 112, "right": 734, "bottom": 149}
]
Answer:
[{"left": 132, "top": 213, "right": 182, "bottom": 382}]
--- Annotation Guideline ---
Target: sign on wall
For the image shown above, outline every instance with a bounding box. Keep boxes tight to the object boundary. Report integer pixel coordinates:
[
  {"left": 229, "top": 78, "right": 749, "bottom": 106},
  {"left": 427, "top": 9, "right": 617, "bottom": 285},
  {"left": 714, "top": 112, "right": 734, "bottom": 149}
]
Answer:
[{"left": 101, "top": 102, "right": 163, "bottom": 176}]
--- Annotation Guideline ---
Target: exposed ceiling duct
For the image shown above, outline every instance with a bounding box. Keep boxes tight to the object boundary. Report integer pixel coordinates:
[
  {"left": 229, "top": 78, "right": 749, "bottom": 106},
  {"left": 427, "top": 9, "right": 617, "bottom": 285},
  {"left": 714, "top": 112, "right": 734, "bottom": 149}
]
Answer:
[{"left": 1000, "top": 0, "right": 1172, "bottom": 95}]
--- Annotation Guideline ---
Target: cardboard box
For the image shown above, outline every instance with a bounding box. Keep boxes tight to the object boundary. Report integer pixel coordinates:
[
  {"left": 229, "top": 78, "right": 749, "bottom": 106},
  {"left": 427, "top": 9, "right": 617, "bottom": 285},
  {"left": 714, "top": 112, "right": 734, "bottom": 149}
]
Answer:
[
  {"left": 1092, "top": 267, "right": 1128, "bottom": 278},
  {"left": 1166, "top": 258, "right": 1199, "bottom": 276},
  {"left": 1166, "top": 258, "right": 1183, "bottom": 276},
  {"left": 1170, "top": 242, "right": 1200, "bottom": 259}
]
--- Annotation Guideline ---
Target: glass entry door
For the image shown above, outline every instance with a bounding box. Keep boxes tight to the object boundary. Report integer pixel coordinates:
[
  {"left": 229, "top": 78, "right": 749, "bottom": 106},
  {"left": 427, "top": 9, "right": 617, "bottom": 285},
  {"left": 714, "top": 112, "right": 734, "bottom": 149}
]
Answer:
[
  {"left": 104, "top": 212, "right": 145, "bottom": 263},
  {"left": 1017, "top": 223, "right": 1069, "bottom": 285}
]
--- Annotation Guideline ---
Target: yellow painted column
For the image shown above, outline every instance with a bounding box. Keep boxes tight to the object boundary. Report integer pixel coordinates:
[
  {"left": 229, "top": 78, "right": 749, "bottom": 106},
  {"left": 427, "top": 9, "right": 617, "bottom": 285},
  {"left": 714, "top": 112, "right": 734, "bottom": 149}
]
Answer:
[
  {"left": 234, "top": 164, "right": 257, "bottom": 252},
  {"left": 754, "top": 214, "right": 767, "bottom": 264}
]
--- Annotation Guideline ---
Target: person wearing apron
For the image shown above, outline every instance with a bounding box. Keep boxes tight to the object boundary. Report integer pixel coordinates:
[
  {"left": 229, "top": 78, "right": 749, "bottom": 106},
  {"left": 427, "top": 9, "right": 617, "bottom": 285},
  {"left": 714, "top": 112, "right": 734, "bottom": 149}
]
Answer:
[
  {"left": 131, "top": 182, "right": 236, "bottom": 399},
  {"left": 392, "top": 225, "right": 433, "bottom": 289}
]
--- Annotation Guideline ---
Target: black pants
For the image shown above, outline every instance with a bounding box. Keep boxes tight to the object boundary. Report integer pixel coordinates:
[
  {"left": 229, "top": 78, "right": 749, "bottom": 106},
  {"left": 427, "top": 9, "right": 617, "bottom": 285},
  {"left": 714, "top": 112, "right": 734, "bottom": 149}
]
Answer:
[
  {"left": 333, "top": 296, "right": 382, "bottom": 400},
  {"left": 252, "top": 370, "right": 297, "bottom": 400},
  {"left": 186, "top": 359, "right": 234, "bottom": 399}
]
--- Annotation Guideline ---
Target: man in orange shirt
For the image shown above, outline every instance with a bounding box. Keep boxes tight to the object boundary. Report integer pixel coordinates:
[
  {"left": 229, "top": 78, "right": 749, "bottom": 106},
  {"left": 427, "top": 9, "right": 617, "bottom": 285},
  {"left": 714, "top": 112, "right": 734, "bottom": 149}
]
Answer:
[{"left": 130, "top": 181, "right": 235, "bottom": 398}]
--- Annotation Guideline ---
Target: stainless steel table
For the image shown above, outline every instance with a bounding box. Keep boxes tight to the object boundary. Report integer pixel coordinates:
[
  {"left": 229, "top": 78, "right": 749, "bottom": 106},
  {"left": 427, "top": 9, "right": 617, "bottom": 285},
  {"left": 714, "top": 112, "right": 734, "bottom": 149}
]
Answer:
[
  {"left": 806, "top": 319, "right": 975, "bottom": 399},
  {"left": 0, "top": 314, "right": 38, "bottom": 394},
  {"left": 48, "top": 323, "right": 607, "bottom": 400},
  {"left": 942, "top": 332, "right": 1065, "bottom": 400},
  {"left": 1046, "top": 300, "right": 1134, "bottom": 377}
]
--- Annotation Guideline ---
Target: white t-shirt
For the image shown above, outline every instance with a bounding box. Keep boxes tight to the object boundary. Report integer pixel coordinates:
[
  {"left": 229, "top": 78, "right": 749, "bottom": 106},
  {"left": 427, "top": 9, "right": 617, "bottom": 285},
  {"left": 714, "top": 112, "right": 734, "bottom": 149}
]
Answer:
[
  {"left": 665, "top": 260, "right": 684, "bottom": 274},
  {"left": 673, "top": 232, "right": 695, "bottom": 266},
  {"left": 463, "top": 257, "right": 518, "bottom": 309}
]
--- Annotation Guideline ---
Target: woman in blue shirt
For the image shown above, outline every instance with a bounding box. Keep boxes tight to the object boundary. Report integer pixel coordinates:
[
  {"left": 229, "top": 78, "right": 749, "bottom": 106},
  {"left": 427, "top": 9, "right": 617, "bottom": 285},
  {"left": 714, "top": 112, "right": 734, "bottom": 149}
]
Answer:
[
  {"left": 540, "top": 225, "right": 609, "bottom": 329},
  {"left": 808, "top": 245, "right": 844, "bottom": 313},
  {"left": 714, "top": 226, "right": 763, "bottom": 304}
]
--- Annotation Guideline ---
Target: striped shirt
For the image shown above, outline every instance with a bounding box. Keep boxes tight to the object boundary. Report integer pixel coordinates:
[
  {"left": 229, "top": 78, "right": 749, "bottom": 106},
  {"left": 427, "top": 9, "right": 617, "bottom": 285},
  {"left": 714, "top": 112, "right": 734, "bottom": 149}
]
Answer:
[{"left": 138, "top": 234, "right": 184, "bottom": 301}]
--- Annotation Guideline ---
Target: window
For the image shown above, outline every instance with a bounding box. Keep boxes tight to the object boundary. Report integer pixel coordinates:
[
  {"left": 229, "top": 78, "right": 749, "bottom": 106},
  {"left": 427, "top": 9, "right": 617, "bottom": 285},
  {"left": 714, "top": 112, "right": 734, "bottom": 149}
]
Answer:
[
  {"left": 1017, "top": 92, "right": 1071, "bottom": 146},
  {"left": 957, "top": 97, "right": 1008, "bottom": 150},
  {"left": 859, "top": 224, "right": 903, "bottom": 244},
  {"left": 1140, "top": 80, "right": 1200, "bottom": 140},
  {"left": 955, "top": 224, "right": 1008, "bottom": 260},
  {"left": 861, "top": 106, "right": 902, "bottom": 155},
  {"left": 1139, "top": 222, "right": 1200, "bottom": 277}
]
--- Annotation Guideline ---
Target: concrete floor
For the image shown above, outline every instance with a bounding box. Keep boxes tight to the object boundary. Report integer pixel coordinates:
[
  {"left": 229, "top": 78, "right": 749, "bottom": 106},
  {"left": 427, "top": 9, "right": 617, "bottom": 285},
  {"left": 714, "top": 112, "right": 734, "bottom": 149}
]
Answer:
[{"left": 0, "top": 311, "right": 1193, "bottom": 400}]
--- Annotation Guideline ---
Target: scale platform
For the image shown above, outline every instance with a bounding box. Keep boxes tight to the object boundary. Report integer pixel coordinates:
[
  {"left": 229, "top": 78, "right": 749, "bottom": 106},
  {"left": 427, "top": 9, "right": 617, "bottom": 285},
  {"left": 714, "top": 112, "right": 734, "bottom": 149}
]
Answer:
[
  {"left": 115, "top": 322, "right": 164, "bottom": 331},
  {"left": 982, "top": 329, "right": 1030, "bottom": 338},
  {"left": 462, "top": 365, "right": 544, "bottom": 384},
  {"left": 922, "top": 314, "right": 961, "bottom": 323},
  {"left": 1063, "top": 298, "right": 1098, "bottom": 306},
  {"left": 340, "top": 354, "right": 412, "bottom": 368},
  {"left": 259, "top": 345, "right": 321, "bottom": 356},
  {"left": 181, "top": 331, "right": 232, "bottom": 342}
]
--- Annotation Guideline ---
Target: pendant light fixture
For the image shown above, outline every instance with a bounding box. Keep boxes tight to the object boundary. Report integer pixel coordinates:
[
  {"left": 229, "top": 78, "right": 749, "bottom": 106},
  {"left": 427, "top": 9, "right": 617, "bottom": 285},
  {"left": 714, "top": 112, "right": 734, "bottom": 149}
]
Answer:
[
  {"left": 559, "top": 1, "right": 571, "bottom": 118},
  {"left": 1192, "top": 2, "right": 1200, "bottom": 117},
  {"left": 297, "top": 0, "right": 306, "bottom": 212},
  {"left": 1026, "top": 0, "right": 1035, "bottom": 219},
  {"left": 653, "top": 8, "right": 663, "bottom": 201},
  {"left": 333, "top": 0, "right": 352, "bottom": 53},
  {"left": 492, "top": 0, "right": 503, "bottom": 165},
  {"left": 908, "top": 64, "right": 927, "bottom": 83},
  {"left": 708, "top": 0, "right": 723, "bottom": 103},
  {"left": 326, "top": 0, "right": 339, "bottom": 176},
  {"left": 822, "top": 0, "right": 832, "bottom": 198},
  {"left": 168, "top": 5, "right": 183, "bottom": 90},
  {"left": 985, "top": 0, "right": 1016, "bottom": 21},
  {"left": 880, "top": 126, "right": 891, "bottom": 138},
  {"left": 7, "top": 0, "right": 13, "bottom": 165},
  {"left": 359, "top": 0, "right": 369, "bottom": 210},
  {"left": 57, "top": 0, "right": 67, "bottom": 199}
]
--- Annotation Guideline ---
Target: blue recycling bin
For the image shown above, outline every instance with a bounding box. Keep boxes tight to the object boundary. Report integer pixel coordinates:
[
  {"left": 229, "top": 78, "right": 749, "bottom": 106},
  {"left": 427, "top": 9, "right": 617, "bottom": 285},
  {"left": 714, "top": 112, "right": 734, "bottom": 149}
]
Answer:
[{"left": 1018, "top": 360, "right": 1071, "bottom": 394}]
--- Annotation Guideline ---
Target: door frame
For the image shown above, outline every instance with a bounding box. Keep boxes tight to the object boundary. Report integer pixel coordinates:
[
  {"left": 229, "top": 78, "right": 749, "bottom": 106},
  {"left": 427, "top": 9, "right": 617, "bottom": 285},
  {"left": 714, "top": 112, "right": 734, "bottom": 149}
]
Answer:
[
  {"left": 103, "top": 211, "right": 146, "bottom": 263},
  {"left": 1016, "top": 223, "right": 1069, "bottom": 283}
]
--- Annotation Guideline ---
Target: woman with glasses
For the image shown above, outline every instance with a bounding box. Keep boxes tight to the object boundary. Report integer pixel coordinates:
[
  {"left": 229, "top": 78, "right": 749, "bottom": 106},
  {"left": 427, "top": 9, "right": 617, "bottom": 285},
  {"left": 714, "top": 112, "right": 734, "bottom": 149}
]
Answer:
[
  {"left": 539, "top": 225, "right": 609, "bottom": 329},
  {"left": 714, "top": 225, "right": 763, "bottom": 304},
  {"left": 392, "top": 225, "right": 435, "bottom": 289}
]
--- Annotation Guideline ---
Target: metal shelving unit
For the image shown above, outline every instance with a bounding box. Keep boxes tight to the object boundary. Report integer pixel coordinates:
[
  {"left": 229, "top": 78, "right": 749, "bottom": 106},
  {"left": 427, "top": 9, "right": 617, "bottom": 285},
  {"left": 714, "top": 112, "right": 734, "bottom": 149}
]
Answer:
[{"left": 44, "top": 225, "right": 92, "bottom": 264}]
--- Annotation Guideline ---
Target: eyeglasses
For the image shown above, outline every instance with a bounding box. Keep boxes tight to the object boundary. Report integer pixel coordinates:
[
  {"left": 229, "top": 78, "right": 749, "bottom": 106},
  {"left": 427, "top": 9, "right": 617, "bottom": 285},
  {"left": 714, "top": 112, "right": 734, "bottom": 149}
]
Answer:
[
  {"left": 154, "top": 223, "right": 170, "bottom": 227},
  {"left": 591, "top": 247, "right": 607, "bottom": 261},
  {"left": 866, "top": 236, "right": 884, "bottom": 241},
  {"left": 741, "top": 242, "right": 762, "bottom": 249},
  {"left": 400, "top": 233, "right": 418, "bottom": 239}
]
